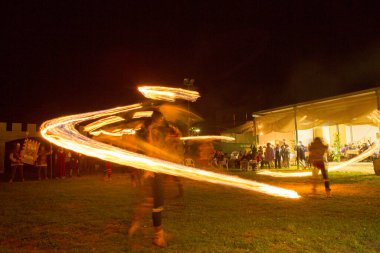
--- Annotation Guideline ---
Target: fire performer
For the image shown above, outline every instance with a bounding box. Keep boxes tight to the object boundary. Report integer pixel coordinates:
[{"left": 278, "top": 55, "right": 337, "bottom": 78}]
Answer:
[
  {"left": 128, "top": 110, "right": 183, "bottom": 247},
  {"left": 308, "top": 137, "right": 331, "bottom": 197}
]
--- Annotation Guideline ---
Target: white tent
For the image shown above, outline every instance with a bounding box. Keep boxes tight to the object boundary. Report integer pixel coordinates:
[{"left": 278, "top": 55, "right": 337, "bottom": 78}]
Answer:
[{"left": 225, "top": 88, "right": 380, "bottom": 146}]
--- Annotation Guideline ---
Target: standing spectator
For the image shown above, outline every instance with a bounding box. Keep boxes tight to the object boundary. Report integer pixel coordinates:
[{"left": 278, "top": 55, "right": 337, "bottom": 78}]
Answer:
[
  {"left": 36, "top": 145, "right": 52, "bottom": 180},
  {"left": 65, "top": 150, "right": 72, "bottom": 176},
  {"left": 257, "top": 146, "right": 264, "bottom": 168},
  {"left": 68, "top": 151, "right": 78, "bottom": 177},
  {"left": 57, "top": 148, "right": 66, "bottom": 179},
  {"left": 274, "top": 144, "right": 282, "bottom": 168},
  {"left": 198, "top": 142, "right": 215, "bottom": 169},
  {"left": 265, "top": 143, "right": 275, "bottom": 168},
  {"left": 309, "top": 137, "right": 331, "bottom": 197},
  {"left": 281, "top": 144, "right": 290, "bottom": 168},
  {"left": 9, "top": 143, "right": 24, "bottom": 183},
  {"left": 104, "top": 161, "right": 112, "bottom": 181},
  {"left": 295, "top": 141, "right": 306, "bottom": 168}
]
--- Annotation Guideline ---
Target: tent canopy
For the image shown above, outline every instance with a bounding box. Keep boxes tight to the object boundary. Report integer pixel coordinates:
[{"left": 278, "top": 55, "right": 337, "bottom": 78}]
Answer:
[{"left": 230, "top": 88, "right": 379, "bottom": 135}]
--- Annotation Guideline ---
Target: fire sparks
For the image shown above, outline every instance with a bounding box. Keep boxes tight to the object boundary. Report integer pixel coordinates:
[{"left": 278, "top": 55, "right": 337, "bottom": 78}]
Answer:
[{"left": 40, "top": 105, "right": 300, "bottom": 199}]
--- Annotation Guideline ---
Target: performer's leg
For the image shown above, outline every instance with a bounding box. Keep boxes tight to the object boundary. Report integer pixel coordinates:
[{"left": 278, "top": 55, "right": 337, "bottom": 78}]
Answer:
[
  {"left": 320, "top": 163, "right": 331, "bottom": 196},
  {"left": 311, "top": 164, "right": 319, "bottom": 194},
  {"left": 128, "top": 175, "right": 153, "bottom": 237},
  {"left": 152, "top": 173, "right": 166, "bottom": 247}
]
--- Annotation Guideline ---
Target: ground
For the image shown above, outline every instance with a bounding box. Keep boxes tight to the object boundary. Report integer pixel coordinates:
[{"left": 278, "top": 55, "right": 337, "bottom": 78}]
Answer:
[{"left": 0, "top": 164, "right": 379, "bottom": 252}]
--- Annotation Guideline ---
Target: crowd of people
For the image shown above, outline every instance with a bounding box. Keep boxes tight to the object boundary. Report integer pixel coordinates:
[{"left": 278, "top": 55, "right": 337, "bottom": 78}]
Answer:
[
  {"left": 6, "top": 142, "right": 115, "bottom": 183},
  {"left": 212, "top": 139, "right": 378, "bottom": 172},
  {"left": 340, "top": 141, "right": 375, "bottom": 161},
  {"left": 213, "top": 140, "right": 303, "bottom": 171}
]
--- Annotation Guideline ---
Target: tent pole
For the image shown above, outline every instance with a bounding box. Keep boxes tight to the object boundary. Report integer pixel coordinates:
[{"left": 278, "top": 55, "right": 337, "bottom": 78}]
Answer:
[
  {"left": 377, "top": 89, "right": 380, "bottom": 137},
  {"left": 253, "top": 118, "right": 257, "bottom": 146},
  {"left": 294, "top": 106, "right": 299, "bottom": 170}
]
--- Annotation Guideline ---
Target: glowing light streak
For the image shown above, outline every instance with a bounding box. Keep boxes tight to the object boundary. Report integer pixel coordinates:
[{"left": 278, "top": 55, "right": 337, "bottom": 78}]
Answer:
[
  {"left": 138, "top": 86, "right": 200, "bottom": 102},
  {"left": 41, "top": 105, "right": 300, "bottom": 199},
  {"left": 90, "top": 128, "right": 137, "bottom": 137},
  {"left": 83, "top": 116, "right": 125, "bottom": 132},
  {"left": 258, "top": 138, "right": 380, "bottom": 177},
  {"left": 132, "top": 111, "right": 154, "bottom": 118},
  {"left": 180, "top": 136, "right": 235, "bottom": 142}
]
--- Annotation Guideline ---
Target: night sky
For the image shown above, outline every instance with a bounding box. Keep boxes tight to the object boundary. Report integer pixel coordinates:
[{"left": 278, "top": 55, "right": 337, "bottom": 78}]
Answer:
[{"left": 2, "top": 1, "right": 380, "bottom": 130}]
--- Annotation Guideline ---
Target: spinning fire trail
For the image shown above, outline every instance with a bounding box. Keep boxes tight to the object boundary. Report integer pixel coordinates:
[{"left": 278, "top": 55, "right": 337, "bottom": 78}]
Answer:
[{"left": 41, "top": 86, "right": 300, "bottom": 199}]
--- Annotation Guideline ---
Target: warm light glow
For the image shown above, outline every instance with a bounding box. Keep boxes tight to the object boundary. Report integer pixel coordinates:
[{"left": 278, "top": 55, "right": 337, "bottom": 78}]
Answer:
[
  {"left": 132, "top": 111, "right": 154, "bottom": 119},
  {"left": 258, "top": 142, "right": 379, "bottom": 177},
  {"left": 40, "top": 103, "right": 300, "bottom": 199},
  {"left": 180, "top": 136, "right": 235, "bottom": 142},
  {"left": 138, "top": 86, "right": 200, "bottom": 102}
]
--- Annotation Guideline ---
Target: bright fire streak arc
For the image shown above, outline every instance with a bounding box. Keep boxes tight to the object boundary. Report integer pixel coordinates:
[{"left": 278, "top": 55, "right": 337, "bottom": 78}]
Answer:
[
  {"left": 83, "top": 116, "right": 125, "bottom": 132},
  {"left": 180, "top": 136, "right": 235, "bottom": 142},
  {"left": 138, "top": 86, "right": 200, "bottom": 102},
  {"left": 258, "top": 131, "right": 380, "bottom": 178},
  {"left": 40, "top": 105, "right": 300, "bottom": 199}
]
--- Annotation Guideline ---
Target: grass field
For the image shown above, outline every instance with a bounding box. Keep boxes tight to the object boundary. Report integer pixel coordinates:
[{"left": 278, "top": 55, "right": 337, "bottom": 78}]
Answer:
[{"left": 0, "top": 169, "right": 380, "bottom": 252}]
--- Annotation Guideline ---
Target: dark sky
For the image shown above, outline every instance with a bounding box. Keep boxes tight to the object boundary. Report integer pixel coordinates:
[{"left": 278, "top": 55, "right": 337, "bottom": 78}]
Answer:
[{"left": 2, "top": 1, "right": 380, "bottom": 128}]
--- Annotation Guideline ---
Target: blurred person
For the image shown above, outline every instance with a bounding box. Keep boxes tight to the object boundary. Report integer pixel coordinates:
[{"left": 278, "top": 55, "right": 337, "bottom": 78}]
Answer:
[
  {"left": 68, "top": 151, "right": 79, "bottom": 177},
  {"left": 250, "top": 146, "right": 258, "bottom": 170},
  {"left": 65, "top": 150, "right": 72, "bottom": 176},
  {"left": 198, "top": 141, "right": 215, "bottom": 169},
  {"left": 57, "top": 148, "right": 66, "bottom": 179},
  {"left": 257, "top": 146, "right": 264, "bottom": 168},
  {"left": 128, "top": 110, "right": 184, "bottom": 247},
  {"left": 9, "top": 143, "right": 24, "bottom": 183},
  {"left": 295, "top": 141, "right": 306, "bottom": 168},
  {"left": 36, "top": 145, "right": 52, "bottom": 180},
  {"left": 274, "top": 144, "right": 282, "bottom": 168},
  {"left": 104, "top": 161, "right": 112, "bottom": 181},
  {"left": 239, "top": 151, "right": 249, "bottom": 171},
  {"left": 265, "top": 143, "right": 274, "bottom": 168},
  {"left": 281, "top": 144, "right": 290, "bottom": 168},
  {"left": 309, "top": 137, "right": 331, "bottom": 197}
]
